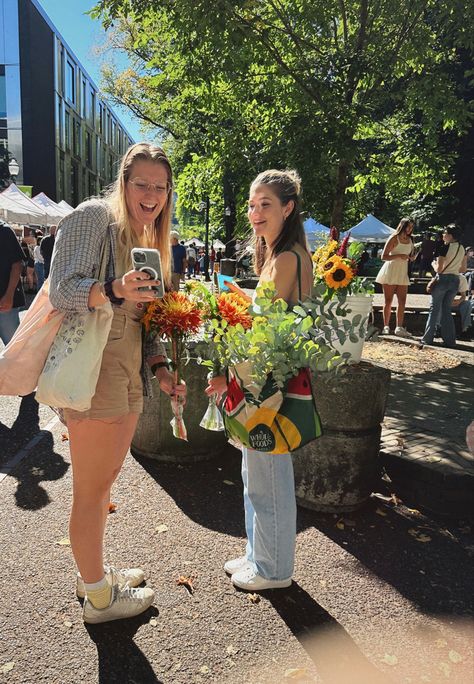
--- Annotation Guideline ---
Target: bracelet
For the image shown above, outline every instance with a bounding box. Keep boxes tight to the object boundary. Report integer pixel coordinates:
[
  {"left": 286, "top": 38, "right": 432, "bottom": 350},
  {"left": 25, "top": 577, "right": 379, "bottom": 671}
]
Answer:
[
  {"left": 104, "top": 278, "right": 124, "bottom": 305},
  {"left": 151, "top": 361, "right": 170, "bottom": 375}
]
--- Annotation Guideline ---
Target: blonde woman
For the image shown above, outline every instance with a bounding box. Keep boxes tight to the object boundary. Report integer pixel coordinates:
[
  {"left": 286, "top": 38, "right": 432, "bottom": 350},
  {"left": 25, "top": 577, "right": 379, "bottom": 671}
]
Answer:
[
  {"left": 49, "top": 143, "right": 186, "bottom": 624},
  {"left": 376, "top": 218, "right": 416, "bottom": 337},
  {"left": 206, "top": 170, "right": 313, "bottom": 592}
]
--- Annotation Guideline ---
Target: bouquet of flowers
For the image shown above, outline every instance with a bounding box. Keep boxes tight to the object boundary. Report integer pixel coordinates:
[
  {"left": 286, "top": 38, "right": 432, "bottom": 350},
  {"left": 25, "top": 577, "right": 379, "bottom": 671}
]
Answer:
[
  {"left": 312, "top": 227, "right": 374, "bottom": 301},
  {"left": 184, "top": 282, "right": 253, "bottom": 430},
  {"left": 143, "top": 291, "right": 202, "bottom": 440}
]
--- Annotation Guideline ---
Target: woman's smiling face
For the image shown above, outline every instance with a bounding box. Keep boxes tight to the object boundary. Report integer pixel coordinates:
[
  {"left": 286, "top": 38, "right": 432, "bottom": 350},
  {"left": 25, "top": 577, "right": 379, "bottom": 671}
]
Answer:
[
  {"left": 125, "top": 160, "right": 170, "bottom": 233},
  {"left": 247, "top": 184, "right": 294, "bottom": 246}
]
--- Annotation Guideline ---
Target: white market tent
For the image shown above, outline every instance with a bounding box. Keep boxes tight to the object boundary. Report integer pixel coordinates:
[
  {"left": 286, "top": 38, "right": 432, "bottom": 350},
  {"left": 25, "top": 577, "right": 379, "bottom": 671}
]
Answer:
[
  {"left": 184, "top": 237, "right": 205, "bottom": 247},
  {"left": 345, "top": 214, "right": 394, "bottom": 243},
  {"left": 213, "top": 239, "right": 226, "bottom": 249},
  {"left": 33, "top": 192, "right": 72, "bottom": 223},
  {"left": 304, "top": 217, "right": 330, "bottom": 250},
  {"left": 58, "top": 199, "right": 74, "bottom": 212},
  {"left": 0, "top": 185, "right": 46, "bottom": 224}
]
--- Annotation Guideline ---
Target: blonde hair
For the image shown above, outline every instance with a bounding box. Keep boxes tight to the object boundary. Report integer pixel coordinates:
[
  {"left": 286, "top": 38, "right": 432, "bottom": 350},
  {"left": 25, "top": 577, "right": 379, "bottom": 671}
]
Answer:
[
  {"left": 249, "top": 169, "right": 309, "bottom": 275},
  {"left": 105, "top": 142, "right": 173, "bottom": 288}
]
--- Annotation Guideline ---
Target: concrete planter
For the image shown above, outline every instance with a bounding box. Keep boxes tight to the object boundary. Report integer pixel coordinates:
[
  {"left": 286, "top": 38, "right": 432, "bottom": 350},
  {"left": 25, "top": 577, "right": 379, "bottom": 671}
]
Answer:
[
  {"left": 131, "top": 358, "right": 229, "bottom": 463},
  {"left": 292, "top": 362, "right": 390, "bottom": 512}
]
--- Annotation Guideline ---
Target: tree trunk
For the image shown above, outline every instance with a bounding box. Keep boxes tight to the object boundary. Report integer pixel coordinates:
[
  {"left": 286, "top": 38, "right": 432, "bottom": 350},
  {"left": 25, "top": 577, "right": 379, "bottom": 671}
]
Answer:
[{"left": 331, "top": 160, "right": 350, "bottom": 230}]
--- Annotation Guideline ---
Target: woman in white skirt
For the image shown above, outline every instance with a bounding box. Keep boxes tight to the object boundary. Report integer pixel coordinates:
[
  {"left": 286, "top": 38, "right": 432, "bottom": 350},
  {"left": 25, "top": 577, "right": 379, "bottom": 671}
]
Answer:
[{"left": 376, "top": 218, "right": 416, "bottom": 337}]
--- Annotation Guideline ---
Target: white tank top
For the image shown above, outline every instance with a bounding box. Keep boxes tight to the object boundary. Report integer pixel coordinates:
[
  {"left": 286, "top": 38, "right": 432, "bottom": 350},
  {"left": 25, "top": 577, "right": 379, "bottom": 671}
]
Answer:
[{"left": 442, "top": 242, "right": 464, "bottom": 274}]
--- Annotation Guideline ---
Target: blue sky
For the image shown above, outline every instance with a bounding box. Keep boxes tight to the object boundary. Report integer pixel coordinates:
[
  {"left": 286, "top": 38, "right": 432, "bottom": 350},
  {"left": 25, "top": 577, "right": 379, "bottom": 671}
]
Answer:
[{"left": 36, "top": 0, "right": 143, "bottom": 142}]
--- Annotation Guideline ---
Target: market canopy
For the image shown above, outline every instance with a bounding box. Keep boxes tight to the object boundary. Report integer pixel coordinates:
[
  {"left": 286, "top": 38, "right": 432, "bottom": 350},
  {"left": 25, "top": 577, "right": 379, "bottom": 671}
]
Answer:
[
  {"left": 58, "top": 199, "right": 74, "bottom": 211},
  {"left": 33, "top": 192, "right": 72, "bottom": 223},
  {"left": 184, "top": 237, "right": 205, "bottom": 247},
  {"left": 213, "top": 239, "right": 226, "bottom": 249},
  {"left": 346, "top": 214, "right": 394, "bottom": 243},
  {"left": 304, "top": 217, "right": 330, "bottom": 250},
  {"left": 0, "top": 185, "right": 46, "bottom": 224}
]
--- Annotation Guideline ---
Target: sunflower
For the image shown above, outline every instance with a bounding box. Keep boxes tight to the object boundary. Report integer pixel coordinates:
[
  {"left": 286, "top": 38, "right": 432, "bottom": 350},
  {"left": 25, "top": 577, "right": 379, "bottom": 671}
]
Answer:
[
  {"left": 312, "top": 239, "right": 338, "bottom": 267},
  {"left": 143, "top": 291, "right": 202, "bottom": 337},
  {"left": 217, "top": 292, "right": 252, "bottom": 329},
  {"left": 324, "top": 260, "right": 354, "bottom": 289}
]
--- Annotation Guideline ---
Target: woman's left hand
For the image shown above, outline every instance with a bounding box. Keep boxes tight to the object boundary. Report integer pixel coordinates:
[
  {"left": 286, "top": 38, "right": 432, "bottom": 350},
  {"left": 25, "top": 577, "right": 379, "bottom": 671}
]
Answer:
[
  {"left": 155, "top": 367, "right": 187, "bottom": 404},
  {"left": 205, "top": 375, "right": 227, "bottom": 400}
]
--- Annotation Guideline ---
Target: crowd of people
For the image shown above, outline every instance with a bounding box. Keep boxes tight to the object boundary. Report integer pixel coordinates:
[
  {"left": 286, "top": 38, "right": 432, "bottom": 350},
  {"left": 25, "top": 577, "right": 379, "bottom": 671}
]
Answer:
[{"left": 375, "top": 220, "right": 472, "bottom": 344}]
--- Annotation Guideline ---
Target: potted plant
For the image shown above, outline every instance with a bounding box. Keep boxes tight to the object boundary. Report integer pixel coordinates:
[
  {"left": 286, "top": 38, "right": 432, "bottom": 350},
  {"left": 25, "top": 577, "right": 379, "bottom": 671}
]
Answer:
[{"left": 312, "top": 228, "right": 374, "bottom": 361}]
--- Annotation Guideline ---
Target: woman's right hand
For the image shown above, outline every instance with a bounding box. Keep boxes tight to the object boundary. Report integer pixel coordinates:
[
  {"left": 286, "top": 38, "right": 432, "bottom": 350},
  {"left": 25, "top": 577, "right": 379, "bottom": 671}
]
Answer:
[
  {"left": 205, "top": 375, "right": 227, "bottom": 400},
  {"left": 397, "top": 254, "right": 410, "bottom": 261},
  {"left": 112, "top": 270, "right": 162, "bottom": 302}
]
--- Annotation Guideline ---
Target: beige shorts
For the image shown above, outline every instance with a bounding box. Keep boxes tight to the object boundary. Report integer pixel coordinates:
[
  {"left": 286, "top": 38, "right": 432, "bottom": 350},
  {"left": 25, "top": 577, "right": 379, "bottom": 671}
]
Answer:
[{"left": 63, "top": 310, "right": 144, "bottom": 423}]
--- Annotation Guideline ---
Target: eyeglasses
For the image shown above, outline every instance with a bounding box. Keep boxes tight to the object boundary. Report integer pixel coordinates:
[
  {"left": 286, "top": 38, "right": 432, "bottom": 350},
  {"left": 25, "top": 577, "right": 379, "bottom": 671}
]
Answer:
[{"left": 128, "top": 178, "right": 171, "bottom": 195}]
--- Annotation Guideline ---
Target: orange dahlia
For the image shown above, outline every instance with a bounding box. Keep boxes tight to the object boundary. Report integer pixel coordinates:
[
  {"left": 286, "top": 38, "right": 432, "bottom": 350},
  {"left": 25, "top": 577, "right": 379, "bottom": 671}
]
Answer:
[
  {"left": 143, "top": 291, "right": 202, "bottom": 337},
  {"left": 217, "top": 292, "right": 252, "bottom": 329}
]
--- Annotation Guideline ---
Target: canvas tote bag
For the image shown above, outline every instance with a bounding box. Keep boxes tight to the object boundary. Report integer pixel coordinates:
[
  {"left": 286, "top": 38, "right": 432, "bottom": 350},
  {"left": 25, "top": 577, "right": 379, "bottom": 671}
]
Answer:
[
  {"left": 35, "top": 231, "right": 113, "bottom": 411},
  {"left": 223, "top": 361, "right": 322, "bottom": 455},
  {"left": 0, "top": 280, "right": 65, "bottom": 396}
]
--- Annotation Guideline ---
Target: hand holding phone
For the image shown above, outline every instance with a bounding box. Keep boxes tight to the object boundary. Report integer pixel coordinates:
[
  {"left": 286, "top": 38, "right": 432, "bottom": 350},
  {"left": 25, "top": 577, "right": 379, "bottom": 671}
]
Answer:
[{"left": 131, "top": 248, "right": 165, "bottom": 298}]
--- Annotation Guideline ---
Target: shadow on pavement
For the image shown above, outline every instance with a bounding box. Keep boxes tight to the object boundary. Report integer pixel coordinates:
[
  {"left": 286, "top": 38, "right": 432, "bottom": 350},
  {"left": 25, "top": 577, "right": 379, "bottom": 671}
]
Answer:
[
  {"left": 298, "top": 498, "right": 474, "bottom": 619},
  {"left": 135, "top": 450, "right": 248, "bottom": 538},
  {"left": 386, "top": 364, "right": 472, "bottom": 438},
  {"left": 10, "top": 431, "right": 70, "bottom": 510},
  {"left": 0, "top": 393, "right": 41, "bottom": 459},
  {"left": 86, "top": 606, "right": 162, "bottom": 683},
  {"left": 266, "top": 581, "right": 389, "bottom": 684},
  {"left": 134, "top": 439, "right": 473, "bottom": 620}
]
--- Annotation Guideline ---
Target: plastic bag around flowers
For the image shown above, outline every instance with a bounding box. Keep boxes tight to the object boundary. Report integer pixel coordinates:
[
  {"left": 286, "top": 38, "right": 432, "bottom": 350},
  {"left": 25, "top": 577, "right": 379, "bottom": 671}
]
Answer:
[
  {"left": 170, "top": 395, "right": 188, "bottom": 441},
  {"left": 200, "top": 393, "right": 225, "bottom": 431}
]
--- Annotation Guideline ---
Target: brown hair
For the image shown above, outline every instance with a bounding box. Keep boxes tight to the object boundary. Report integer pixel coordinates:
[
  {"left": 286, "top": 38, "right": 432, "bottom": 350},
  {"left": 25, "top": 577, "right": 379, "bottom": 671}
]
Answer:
[
  {"left": 249, "top": 169, "right": 309, "bottom": 275},
  {"left": 395, "top": 217, "right": 414, "bottom": 239},
  {"left": 105, "top": 142, "right": 173, "bottom": 287}
]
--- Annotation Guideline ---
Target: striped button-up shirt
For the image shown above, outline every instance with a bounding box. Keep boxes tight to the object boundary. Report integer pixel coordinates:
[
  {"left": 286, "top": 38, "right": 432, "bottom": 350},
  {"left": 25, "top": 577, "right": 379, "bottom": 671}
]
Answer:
[{"left": 49, "top": 198, "right": 166, "bottom": 397}]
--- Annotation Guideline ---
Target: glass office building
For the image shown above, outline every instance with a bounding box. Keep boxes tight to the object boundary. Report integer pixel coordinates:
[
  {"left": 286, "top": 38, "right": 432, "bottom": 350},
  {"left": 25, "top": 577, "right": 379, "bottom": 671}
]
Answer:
[{"left": 0, "top": 0, "right": 134, "bottom": 205}]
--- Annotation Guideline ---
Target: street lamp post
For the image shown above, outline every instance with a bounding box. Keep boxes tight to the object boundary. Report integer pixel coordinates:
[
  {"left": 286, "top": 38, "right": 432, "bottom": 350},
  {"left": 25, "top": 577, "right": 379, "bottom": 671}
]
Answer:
[
  {"left": 8, "top": 157, "right": 19, "bottom": 184},
  {"left": 199, "top": 196, "right": 211, "bottom": 282}
]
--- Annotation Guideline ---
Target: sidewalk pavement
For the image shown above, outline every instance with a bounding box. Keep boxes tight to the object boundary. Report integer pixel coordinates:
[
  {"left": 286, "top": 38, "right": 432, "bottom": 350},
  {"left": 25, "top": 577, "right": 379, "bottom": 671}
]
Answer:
[
  {"left": 0, "top": 399, "right": 473, "bottom": 683},
  {"left": 371, "top": 337, "right": 474, "bottom": 518}
]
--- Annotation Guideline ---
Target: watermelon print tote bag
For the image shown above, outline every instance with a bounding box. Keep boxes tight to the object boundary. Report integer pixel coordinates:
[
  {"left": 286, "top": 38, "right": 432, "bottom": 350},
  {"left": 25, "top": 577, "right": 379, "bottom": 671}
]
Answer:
[{"left": 223, "top": 360, "right": 322, "bottom": 454}]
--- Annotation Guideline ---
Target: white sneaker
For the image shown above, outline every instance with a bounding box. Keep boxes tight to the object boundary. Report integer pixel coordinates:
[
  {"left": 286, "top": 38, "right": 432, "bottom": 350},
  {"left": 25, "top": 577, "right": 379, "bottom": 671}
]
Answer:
[
  {"left": 223, "top": 556, "right": 251, "bottom": 575},
  {"left": 231, "top": 565, "right": 292, "bottom": 591},
  {"left": 76, "top": 565, "right": 145, "bottom": 599},
  {"left": 83, "top": 576, "right": 154, "bottom": 624},
  {"left": 382, "top": 326, "right": 390, "bottom": 335},
  {"left": 394, "top": 326, "right": 413, "bottom": 338}
]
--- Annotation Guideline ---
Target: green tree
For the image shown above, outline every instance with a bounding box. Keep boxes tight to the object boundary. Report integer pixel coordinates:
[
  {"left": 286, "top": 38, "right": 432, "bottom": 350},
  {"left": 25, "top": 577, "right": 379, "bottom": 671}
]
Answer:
[{"left": 92, "top": 0, "right": 473, "bottom": 230}]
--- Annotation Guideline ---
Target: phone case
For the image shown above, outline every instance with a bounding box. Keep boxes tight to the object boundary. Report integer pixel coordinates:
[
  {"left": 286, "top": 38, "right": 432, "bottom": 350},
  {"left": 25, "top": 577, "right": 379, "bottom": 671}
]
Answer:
[{"left": 131, "top": 248, "right": 164, "bottom": 298}]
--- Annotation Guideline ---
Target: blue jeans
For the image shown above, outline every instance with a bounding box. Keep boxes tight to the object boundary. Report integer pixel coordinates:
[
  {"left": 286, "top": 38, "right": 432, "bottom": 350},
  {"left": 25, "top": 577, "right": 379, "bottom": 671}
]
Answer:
[
  {"left": 34, "top": 262, "right": 44, "bottom": 291},
  {"left": 0, "top": 307, "right": 20, "bottom": 345},
  {"left": 435, "top": 300, "right": 474, "bottom": 332},
  {"left": 241, "top": 447, "right": 296, "bottom": 580},
  {"left": 422, "top": 274, "right": 459, "bottom": 346}
]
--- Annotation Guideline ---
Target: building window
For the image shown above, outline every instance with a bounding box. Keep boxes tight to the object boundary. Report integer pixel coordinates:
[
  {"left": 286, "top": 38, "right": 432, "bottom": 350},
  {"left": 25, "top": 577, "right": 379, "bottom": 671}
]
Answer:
[
  {"left": 90, "top": 90, "right": 96, "bottom": 125},
  {"left": 65, "top": 110, "right": 71, "bottom": 150},
  {"left": 70, "top": 161, "right": 79, "bottom": 207},
  {"left": 66, "top": 60, "right": 75, "bottom": 104},
  {"left": 73, "top": 119, "right": 81, "bottom": 157},
  {"left": 108, "top": 153, "right": 114, "bottom": 181},
  {"left": 86, "top": 131, "right": 92, "bottom": 167},
  {"left": 57, "top": 98, "right": 63, "bottom": 148},
  {"left": 59, "top": 154, "right": 65, "bottom": 199},
  {"left": 59, "top": 45, "right": 65, "bottom": 95},
  {"left": 88, "top": 174, "right": 96, "bottom": 197},
  {"left": 82, "top": 79, "right": 87, "bottom": 117}
]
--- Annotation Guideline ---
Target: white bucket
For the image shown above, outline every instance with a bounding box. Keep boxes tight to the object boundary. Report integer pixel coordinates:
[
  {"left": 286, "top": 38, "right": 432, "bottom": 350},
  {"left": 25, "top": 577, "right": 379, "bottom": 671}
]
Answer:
[{"left": 331, "top": 295, "right": 373, "bottom": 363}]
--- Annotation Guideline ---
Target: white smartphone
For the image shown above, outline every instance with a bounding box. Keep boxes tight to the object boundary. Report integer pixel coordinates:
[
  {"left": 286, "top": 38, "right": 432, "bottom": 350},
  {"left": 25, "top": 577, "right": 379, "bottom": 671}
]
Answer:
[{"left": 131, "top": 248, "right": 164, "bottom": 298}]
